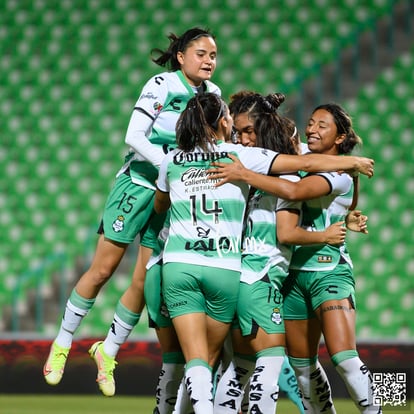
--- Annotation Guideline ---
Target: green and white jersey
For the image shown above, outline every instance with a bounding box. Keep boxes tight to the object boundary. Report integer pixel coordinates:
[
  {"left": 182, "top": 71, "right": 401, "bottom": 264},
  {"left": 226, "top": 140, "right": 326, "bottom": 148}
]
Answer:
[
  {"left": 118, "top": 71, "right": 221, "bottom": 189},
  {"left": 289, "top": 171, "right": 353, "bottom": 271},
  {"left": 241, "top": 175, "right": 301, "bottom": 285},
  {"left": 157, "top": 143, "right": 279, "bottom": 271}
]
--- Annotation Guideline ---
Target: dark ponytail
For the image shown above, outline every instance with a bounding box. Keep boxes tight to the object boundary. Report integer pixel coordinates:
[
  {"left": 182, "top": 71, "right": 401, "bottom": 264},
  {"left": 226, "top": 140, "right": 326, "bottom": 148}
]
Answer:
[{"left": 176, "top": 93, "right": 224, "bottom": 152}]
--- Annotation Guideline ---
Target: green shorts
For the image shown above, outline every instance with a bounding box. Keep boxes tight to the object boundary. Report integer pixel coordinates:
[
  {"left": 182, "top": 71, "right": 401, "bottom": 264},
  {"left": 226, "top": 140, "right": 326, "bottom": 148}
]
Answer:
[
  {"left": 237, "top": 274, "right": 285, "bottom": 337},
  {"left": 99, "top": 173, "right": 155, "bottom": 244},
  {"left": 144, "top": 260, "right": 173, "bottom": 328},
  {"left": 140, "top": 211, "right": 168, "bottom": 250},
  {"left": 162, "top": 262, "right": 240, "bottom": 323},
  {"left": 283, "top": 262, "right": 356, "bottom": 320}
]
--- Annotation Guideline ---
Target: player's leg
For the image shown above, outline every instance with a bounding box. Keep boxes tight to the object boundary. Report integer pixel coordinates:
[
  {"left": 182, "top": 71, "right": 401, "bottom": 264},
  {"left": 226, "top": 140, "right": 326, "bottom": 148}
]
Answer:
[
  {"left": 99, "top": 244, "right": 152, "bottom": 352},
  {"left": 172, "top": 312, "right": 214, "bottom": 414},
  {"left": 89, "top": 244, "right": 151, "bottom": 396},
  {"left": 43, "top": 235, "right": 127, "bottom": 386},
  {"left": 214, "top": 328, "right": 255, "bottom": 414},
  {"left": 284, "top": 269, "right": 336, "bottom": 414},
  {"left": 318, "top": 298, "right": 379, "bottom": 414},
  {"left": 145, "top": 259, "right": 186, "bottom": 414},
  {"left": 100, "top": 211, "right": 166, "bottom": 362},
  {"left": 286, "top": 318, "right": 336, "bottom": 414},
  {"left": 162, "top": 263, "right": 214, "bottom": 414},
  {"left": 278, "top": 356, "right": 305, "bottom": 414},
  {"left": 248, "top": 334, "right": 285, "bottom": 414},
  {"left": 88, "top": 183, "right": 159, "bottom": 395},
  {"left": 240, "top": 277, "right": 286, "bottom": 414},
  {"left": 315, "top": 264, "right": 379, "bottom": 414},
  {"left": 154, "top": 326, "right": 185, "bottom": 414},
  {"left": 165, "top": 264, "right": 237, "bottom": 414}
]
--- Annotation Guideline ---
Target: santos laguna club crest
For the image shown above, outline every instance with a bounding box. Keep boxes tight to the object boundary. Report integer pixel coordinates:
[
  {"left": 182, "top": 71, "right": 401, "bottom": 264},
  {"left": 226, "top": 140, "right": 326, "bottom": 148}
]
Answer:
[
  {"left": 271, "top": 307, "right": 282, "bottom": 325},
  {"left": 112, "top": 215, "right": 125, "bottom": 233}
]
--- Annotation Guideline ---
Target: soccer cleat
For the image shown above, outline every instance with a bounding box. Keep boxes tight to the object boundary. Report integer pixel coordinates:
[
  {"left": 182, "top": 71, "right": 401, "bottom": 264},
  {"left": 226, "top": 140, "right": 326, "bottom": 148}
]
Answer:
[
  {"left": 43, "top": 341, "right": 70, "bottom": 385},
  {"left": 89, "top": 341, "right": 117, "bottom": 397}
]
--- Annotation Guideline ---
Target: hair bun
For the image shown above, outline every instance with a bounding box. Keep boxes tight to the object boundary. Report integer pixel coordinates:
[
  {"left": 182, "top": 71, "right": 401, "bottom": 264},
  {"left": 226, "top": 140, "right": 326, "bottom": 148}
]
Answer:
[{"left": 264, "top": 93, "right": 285, "bottom": 111}]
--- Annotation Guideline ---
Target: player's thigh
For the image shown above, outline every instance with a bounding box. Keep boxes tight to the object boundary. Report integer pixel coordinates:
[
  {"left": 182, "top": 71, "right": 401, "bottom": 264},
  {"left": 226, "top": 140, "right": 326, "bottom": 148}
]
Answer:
[
  {"left": 172, "top": 312, "right": 209, "bottom": 362},
  {"left": 156, "top": 326, "right": 181, "bottom": 354},
  {"left": 206, "top": 315, "right": 232, "bottom": 367},
  {"left": 316, "top": 297, "right": 357, "bottom": 356},
  {"left": 145, "top": 262, "right": 174, "bottom": 329},
  {"left": 285, "top": 318, "right": 322, "bottom": 358}
]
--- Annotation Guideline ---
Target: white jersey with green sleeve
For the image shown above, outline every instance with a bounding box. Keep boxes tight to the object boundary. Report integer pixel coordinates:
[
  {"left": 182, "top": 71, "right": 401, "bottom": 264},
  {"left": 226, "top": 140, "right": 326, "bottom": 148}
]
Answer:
[
  {"left": 289, "top": 171, "right": 354, "bottom": 271},
  {"left": 117, "top": 71, "right": 221, "bottom": 190},
  {"left": 156, "top": 143, "right": 279, "bottom": 271},
  {"left": 241, "top": 175, "right": 301, "bottom": 284}
]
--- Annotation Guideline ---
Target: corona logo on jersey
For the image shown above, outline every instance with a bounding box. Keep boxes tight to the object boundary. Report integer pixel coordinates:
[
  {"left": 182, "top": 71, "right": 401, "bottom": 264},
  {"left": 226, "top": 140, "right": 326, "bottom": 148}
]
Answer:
[
  {"left": 173, "top": 150, "right": 228, "bottom": 165},
  {"left": 112, "top": 215, "right": 125, "bottom": 233}
]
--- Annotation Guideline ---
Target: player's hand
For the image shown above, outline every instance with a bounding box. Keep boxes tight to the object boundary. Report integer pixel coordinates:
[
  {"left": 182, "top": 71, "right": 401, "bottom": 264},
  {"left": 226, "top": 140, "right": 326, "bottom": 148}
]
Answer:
[
  {"left": 206, "top": 153, "right": 247, "bottom": 187},
  {"left": 345, "top": 210, "right": 368, "bottom": 234},
  {"left": 324, "top": 221, "right": 347, "bottom": 245},
  {"left": 351, "top": 156, "right": 375, "bottom": 178}
]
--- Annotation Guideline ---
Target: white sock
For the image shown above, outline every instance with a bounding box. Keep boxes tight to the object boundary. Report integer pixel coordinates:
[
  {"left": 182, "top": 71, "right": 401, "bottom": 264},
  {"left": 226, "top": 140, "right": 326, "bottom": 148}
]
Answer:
[
  {"left": 155, "top": 362, "right": 185, "bottom": 414},
  {"left": 103, "top": 315, "right": 134, "bottom": 357},
  {"left": 248, "top": 355, "right": 284, "bottom": 414},
  {"left": 335, "top": 356, "right": 380, "bottom": 413},
  {"left": 55, "top": 300, "right": 88, "bottom": 348},
  {"left": 214, "top": 355, "right": 255, "bottom": 413},
  {"left": 184, "top": 360, "right": 213, "bottom": 414},
  {"left": 173, "top": 378, "right": 194, "bottom": 414},
  {"left": 290, "top": 357, "right": 336, "bottom": 414},
  {"left": 102, "top": 301, "right": 141, "bottom": 358}
]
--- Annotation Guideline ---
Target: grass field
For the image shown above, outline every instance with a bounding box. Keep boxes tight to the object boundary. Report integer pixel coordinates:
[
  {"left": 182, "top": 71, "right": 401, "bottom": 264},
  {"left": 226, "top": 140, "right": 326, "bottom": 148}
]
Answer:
[{"left": 0, "top": 395, "right": 412, "bottom": 414}]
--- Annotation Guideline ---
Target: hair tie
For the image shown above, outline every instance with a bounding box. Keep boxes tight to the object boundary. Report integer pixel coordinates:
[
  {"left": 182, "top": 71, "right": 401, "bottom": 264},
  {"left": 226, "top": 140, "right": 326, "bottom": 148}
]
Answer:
[
  {"left": 289, "top": 126, "right": 297, "bottom": 140},
  {"left": 263, "top": 99, "right": 274, "bottom": 113}
]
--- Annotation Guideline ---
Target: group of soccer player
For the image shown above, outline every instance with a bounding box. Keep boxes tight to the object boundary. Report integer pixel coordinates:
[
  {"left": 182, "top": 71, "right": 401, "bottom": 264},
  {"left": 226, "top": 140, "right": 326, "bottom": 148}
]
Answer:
[{"left": 43, "top": 27, "right": 381, "bottom": 413}]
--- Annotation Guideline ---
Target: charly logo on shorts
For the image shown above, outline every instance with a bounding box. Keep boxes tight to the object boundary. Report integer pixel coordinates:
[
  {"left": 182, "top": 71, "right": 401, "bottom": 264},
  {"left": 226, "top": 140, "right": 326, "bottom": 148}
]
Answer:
[
  {"left": 112, "top": 215, "right": 125, "bottom": 233},
  {"left": 160, "top": 303, "right": 170, "bottom": 318},
  {"left": 271, "top": 307, "right": 282, "bottom": 325}
]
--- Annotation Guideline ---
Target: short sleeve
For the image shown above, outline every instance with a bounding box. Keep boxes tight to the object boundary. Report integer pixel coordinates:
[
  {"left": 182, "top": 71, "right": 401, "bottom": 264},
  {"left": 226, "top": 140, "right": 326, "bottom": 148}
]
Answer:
[{"left": 276, "top": 174, "right": 302, "bottom": 211}]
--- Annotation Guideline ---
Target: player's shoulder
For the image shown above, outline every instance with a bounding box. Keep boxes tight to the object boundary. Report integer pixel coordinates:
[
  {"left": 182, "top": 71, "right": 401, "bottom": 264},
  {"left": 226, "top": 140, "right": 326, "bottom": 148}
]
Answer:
[
  {"left": 144, "top": 71, "right": 179, "bottom": 87},
  {"left": 205, "top": 80, "right": 221, "bottom": 95}
]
